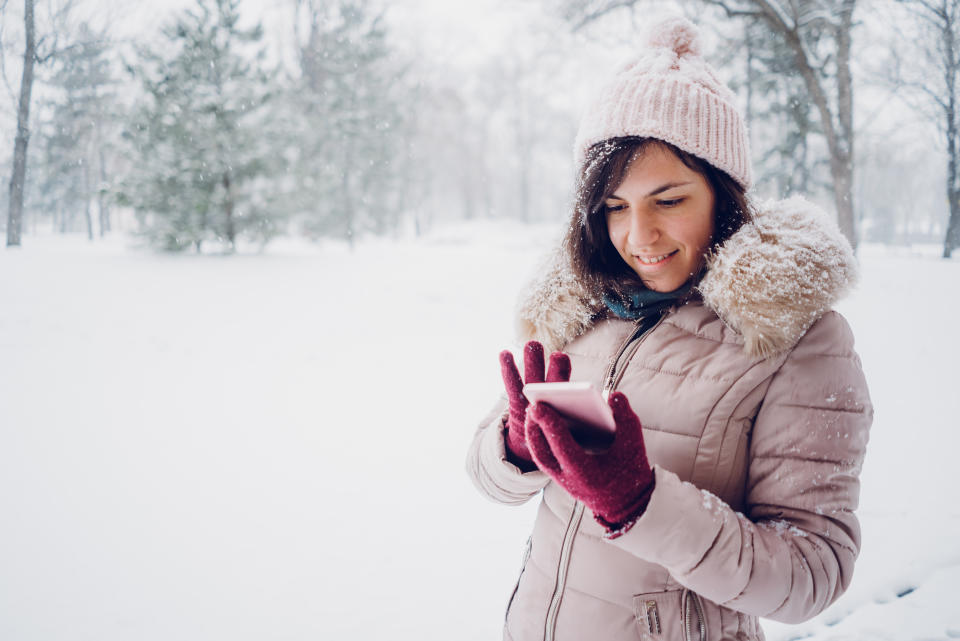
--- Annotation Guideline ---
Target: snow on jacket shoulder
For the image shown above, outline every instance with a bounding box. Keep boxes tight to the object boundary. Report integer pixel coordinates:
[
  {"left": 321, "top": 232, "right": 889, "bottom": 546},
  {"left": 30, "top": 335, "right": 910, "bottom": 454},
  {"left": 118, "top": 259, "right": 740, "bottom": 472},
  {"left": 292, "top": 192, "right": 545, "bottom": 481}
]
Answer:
[{"left": 465, "top": 196, "right": 873, "bottom": 641}]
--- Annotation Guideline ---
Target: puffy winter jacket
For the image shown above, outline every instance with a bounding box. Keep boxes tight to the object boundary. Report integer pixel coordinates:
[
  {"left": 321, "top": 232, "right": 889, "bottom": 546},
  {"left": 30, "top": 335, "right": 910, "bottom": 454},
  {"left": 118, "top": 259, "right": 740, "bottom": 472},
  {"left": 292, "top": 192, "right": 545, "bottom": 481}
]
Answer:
[{"left": 466, "top": 197, "right": 873, "bottom": 641}]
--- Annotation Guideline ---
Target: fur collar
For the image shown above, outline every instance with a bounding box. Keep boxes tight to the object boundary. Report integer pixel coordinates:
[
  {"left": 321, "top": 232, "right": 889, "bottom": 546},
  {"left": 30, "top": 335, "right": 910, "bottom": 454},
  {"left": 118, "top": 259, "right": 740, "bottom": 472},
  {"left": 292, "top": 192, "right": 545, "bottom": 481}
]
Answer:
[{"left": 516, "top": 196, "right": 858, "bottom": 358}]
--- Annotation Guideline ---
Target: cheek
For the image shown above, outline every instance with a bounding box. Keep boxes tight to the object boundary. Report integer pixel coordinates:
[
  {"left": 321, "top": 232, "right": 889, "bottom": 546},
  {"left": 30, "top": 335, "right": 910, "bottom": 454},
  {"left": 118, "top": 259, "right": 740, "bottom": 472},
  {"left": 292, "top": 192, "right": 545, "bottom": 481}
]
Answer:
[
  {"left": 683, "top": 209, "right": 714, "bottom": 253},
  {"left": 696, "top": 218, "right": 715, "bottom": 249},
  {"left": 606, "top": 217, "right": 626, "bottom": 250}
]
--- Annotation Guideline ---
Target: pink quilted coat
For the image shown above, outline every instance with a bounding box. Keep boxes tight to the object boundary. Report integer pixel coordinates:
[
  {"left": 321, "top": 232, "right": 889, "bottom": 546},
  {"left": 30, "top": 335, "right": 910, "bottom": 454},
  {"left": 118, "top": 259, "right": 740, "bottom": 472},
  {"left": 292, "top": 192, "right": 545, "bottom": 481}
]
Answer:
[{"left": 466, "top": 197, "right": 873, "bottom": 641}]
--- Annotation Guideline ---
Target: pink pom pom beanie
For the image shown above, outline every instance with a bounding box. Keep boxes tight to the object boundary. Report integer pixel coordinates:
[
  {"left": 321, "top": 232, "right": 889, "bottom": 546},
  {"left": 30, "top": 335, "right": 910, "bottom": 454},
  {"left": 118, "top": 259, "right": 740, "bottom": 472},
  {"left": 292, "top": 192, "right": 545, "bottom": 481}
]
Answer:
[{"left": 573, "top": 15, "right": 753, "bottom": 190}]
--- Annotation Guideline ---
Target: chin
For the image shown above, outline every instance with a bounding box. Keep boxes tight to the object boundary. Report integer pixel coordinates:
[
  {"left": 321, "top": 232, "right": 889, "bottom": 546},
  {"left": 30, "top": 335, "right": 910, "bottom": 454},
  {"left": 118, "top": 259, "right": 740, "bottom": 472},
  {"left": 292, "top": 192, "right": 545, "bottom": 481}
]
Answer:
[
  {"left": 644, "top": 283, "right": 673, "bottom": 293},
  {"left": 639, "top": 274, "right": 689, "bottom": 293}
]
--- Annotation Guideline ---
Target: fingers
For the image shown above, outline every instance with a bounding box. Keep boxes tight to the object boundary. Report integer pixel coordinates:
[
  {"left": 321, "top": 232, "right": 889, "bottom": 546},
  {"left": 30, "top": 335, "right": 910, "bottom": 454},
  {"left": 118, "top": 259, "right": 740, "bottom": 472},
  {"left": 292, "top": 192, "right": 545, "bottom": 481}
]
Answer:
[
  {"left": 523, "top": 341, "right": 546, "bottom": 384},
  {"left": 499, "top": 350, "right": 525, "bottom": 403},
  {"left": 529, "top": 402, "right": 589, "bottom": 474},
  {"left": 608, "top": 391, "right": 645, "bottom": 454},
  {"left": 608, "top": 391, "right": 638, "bottom": 423},
  {"left": 545, "top": 352, "right": 572, "bottom": 383},
  {"left": 526, "top": 418, "right": 561, "bottom": 476}
]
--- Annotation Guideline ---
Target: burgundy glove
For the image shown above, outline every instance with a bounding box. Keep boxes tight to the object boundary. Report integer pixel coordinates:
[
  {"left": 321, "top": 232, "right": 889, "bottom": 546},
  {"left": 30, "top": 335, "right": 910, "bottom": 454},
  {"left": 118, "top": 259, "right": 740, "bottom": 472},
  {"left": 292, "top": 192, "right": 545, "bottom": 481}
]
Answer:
[
  {"left": 526, "top": 391, "right": 655, "bottom": 537},
  {"left": 499, "top": 341, "right": 572, "bottom": 471}
]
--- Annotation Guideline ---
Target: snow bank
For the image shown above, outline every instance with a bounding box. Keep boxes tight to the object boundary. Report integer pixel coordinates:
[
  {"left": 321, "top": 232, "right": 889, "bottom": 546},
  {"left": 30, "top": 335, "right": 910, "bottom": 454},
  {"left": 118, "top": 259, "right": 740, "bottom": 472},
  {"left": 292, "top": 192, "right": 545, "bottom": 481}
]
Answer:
[{"left": 0, "top": 227, "right": 958, "bottom": 640}]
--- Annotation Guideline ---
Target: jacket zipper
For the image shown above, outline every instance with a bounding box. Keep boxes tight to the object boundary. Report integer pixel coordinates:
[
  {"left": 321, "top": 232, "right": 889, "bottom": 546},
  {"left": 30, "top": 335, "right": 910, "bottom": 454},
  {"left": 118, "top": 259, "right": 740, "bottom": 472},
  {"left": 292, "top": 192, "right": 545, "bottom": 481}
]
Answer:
[
  {"left": 543, "top": 501, "right": 584, "bottom": 641},
  {"left": 542, "top": 311, "right": 668, "bottom": 641},
  {"left": 602, "top": 312, "right": 668, "bottom": 397},
  {"left": 682, "top": 589, "right": 707, "bottom": 641}
]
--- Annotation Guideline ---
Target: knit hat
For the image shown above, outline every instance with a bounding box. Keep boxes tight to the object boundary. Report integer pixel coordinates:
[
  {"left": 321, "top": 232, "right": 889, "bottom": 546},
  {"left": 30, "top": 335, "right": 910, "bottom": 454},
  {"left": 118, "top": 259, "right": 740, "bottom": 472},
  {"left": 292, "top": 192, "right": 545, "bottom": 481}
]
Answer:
[{"left": 573, "top": 15, "right": 752, "bottom": 190}]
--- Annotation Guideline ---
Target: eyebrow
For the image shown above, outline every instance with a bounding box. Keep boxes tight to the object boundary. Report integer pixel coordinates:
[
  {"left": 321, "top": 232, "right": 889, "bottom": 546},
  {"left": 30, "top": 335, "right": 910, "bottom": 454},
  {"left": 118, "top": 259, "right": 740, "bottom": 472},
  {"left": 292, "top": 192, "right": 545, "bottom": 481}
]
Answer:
[{"left": 607, "top": 181, "right": 692, "bottom": 200}]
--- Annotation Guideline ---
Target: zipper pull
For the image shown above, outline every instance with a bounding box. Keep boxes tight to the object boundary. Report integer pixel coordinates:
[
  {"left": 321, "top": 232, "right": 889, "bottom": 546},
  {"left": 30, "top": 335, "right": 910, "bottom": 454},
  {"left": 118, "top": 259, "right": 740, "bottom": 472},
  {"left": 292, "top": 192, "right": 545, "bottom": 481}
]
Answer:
[{"left": 642, "top": 599, "right": 661, "bottom": 635}]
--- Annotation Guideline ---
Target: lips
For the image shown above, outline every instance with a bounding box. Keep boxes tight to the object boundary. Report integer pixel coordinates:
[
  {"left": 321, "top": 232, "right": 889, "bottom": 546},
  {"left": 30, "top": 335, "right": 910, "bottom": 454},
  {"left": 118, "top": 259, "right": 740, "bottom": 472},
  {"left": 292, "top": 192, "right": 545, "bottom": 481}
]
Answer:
[{"left": 634, "top": 250, "right": 678, "bottom": 265}]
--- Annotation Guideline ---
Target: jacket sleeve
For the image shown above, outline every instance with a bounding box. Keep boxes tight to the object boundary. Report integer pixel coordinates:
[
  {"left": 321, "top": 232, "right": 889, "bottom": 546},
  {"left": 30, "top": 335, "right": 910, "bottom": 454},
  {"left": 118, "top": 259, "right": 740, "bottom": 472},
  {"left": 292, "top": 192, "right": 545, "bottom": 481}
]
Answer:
[
  {"left": 465, "top": 396, "right": 551, "bottom": 505},
  {"left": 609, "top": 311, "right": 873, "bottom": 623}
]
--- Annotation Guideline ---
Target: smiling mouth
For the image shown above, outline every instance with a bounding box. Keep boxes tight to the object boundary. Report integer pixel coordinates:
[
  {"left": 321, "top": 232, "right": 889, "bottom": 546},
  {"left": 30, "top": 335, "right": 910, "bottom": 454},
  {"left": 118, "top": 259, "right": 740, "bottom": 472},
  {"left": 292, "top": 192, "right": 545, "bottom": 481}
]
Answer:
[{"left": 634, "top": 250, "right": 678, "bottom": 265}]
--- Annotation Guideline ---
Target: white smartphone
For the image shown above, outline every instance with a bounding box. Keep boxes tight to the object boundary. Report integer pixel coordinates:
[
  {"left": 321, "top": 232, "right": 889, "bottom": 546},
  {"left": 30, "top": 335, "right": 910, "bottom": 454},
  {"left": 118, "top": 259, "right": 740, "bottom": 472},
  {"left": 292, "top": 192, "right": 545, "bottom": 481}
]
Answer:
[{"left": 522, "top": 381, "right": 616, "bottom": 435}]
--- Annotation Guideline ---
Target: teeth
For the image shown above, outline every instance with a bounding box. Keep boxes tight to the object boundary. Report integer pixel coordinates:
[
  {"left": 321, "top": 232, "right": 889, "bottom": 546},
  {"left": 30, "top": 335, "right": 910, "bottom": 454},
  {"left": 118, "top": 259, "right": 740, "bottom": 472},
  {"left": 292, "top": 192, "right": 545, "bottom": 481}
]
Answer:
[{"left": 637, "top": 253, "right": 670, "bottom": 264}]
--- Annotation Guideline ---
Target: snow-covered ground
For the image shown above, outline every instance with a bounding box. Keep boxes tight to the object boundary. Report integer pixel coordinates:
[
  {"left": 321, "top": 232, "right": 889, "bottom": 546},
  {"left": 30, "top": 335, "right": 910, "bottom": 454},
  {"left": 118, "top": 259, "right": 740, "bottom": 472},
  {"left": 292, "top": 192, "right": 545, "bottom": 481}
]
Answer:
[{"left": 1, "top": 224, "right": 958, "bottom": 641}]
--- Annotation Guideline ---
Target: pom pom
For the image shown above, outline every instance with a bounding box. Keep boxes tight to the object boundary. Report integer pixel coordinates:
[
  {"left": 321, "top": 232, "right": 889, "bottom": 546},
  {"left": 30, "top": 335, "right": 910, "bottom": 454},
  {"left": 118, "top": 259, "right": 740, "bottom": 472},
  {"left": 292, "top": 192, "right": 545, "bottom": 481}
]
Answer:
[{"left": 645, "top": 16, "right": 701, "bottom": 57}]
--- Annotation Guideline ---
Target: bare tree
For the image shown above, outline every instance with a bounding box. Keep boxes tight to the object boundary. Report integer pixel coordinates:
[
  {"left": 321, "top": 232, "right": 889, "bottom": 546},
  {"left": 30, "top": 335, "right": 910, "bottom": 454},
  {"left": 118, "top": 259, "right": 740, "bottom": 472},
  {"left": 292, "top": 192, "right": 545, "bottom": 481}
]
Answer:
[
  {"left": 894, "top": 0, "right": 960, "bottom": 257},
  {"left": 4, "top": 0, "right": 84, "bottom": 247},
  {"left": 723, "top": 16, "right": 825, "bottom": 198},
  {"left": 5, "top": 0, "right": 34, "bottom": 247},
  {"left": 559, "top": 0, "right": 642, "bottom": 31},
  {"left": 720, "top": 0, "right": 858, "bottom": 249},
  {"left": 559, "top": 0, "right": 861, "bottom": 249}
]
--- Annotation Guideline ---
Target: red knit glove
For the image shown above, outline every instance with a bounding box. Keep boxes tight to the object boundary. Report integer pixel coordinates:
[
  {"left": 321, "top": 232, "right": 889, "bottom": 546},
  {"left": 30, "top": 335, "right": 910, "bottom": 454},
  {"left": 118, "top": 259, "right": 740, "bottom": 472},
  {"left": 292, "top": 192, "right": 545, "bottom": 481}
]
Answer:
[
  {"left": 499, "top": 341, "right": 572, "bottom": 471},
  {"left": 526, "top": 391, "right": 655, "bottom": 537}
]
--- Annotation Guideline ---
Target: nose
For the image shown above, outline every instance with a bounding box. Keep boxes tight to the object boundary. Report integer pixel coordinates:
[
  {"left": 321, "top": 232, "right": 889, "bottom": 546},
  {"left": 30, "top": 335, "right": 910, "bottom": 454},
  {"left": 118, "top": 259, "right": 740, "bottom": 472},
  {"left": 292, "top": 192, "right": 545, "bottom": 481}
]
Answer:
[{"left": 626, "top": 209, "right": 660, "bottom": 249}]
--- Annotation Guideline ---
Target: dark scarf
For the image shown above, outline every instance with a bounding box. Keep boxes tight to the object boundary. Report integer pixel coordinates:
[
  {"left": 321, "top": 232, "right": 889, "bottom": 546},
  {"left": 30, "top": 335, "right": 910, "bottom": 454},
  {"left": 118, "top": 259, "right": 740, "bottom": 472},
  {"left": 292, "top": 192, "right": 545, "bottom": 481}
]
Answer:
[{"left": 602, "top": 282, "right": 695, "bottom": 320}]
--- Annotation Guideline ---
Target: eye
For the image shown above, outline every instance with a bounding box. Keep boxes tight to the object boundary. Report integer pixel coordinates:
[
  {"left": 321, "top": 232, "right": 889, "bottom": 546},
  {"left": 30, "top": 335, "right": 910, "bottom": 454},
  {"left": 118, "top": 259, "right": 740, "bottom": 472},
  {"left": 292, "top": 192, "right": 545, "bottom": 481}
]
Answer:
[
  {"left": 604, "top": 203, "right": 627, "bottom": 213},
  {"left": 657, "top": 197, "right": 684, "bottom": 208}
]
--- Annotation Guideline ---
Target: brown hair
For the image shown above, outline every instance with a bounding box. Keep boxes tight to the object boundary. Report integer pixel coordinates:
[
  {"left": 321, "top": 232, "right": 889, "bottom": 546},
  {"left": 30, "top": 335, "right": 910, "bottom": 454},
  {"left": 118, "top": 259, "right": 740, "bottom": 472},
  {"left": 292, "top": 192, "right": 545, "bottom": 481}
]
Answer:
[{"left": 563, "top": 136, "right": 753, "bottom": 299}]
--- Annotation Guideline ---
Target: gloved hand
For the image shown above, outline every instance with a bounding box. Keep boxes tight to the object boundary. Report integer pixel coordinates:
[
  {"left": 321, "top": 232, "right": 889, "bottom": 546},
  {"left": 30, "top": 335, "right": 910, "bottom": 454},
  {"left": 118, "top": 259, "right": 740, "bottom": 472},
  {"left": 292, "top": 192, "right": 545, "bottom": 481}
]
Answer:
[
  {"left": 499, "top": 341, "right": 572, "bottom": 472},
  {"left": 526, "top": 391, "right": 655, "bottom": 537}
]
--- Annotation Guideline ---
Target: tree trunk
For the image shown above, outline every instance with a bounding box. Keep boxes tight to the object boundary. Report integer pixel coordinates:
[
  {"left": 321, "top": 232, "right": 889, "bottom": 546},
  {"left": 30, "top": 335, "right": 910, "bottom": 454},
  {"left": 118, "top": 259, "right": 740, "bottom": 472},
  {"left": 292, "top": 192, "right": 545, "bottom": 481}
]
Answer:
[
  {"left": 944, "top": 0, "right": 960, "bottom": 258},
  {"left": 777, "top": 6, "right": 856, "bottom": 248},
  {"left": 342, "top": 142, "right": 355, "bottom": 249},
  {"left": 6, "top": 0, "right": 36, "bottom": 248},
  {"left": 946, "top": 205, "right": 960, "bottom": 257},
  {"left": 83, "top": 158, "right": 94, "bottom": 241},
  {"left": 223, "top": 171, "right": 236, "bottom": 251},
  {"left": 830, "top": 153, "right": 855, "bottom": 246},
  {"left": 98, "top": 142, "right": 111, "bottom": 236},
  {"left": 833, "top": 0, "right": 857, "bottom": 248},
  {"left": 342, "top": 166, "right": 354, "bottom": 249},
  {"left": 735, "top": 0, "right": 859, "bottom": 249}
]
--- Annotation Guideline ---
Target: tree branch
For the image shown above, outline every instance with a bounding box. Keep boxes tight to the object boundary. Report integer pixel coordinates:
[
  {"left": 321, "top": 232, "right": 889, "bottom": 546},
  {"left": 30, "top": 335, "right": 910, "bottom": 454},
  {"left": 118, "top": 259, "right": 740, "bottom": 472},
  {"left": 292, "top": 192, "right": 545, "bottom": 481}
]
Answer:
[
  {"left": 705, "top": 0, "right": 764, "bottom": 19},
  {"left": 571, "top": 0, "right": 638, "bottom": 32},
  {"left": 0, "top": 0, "right": 21, "bottom": 105}
]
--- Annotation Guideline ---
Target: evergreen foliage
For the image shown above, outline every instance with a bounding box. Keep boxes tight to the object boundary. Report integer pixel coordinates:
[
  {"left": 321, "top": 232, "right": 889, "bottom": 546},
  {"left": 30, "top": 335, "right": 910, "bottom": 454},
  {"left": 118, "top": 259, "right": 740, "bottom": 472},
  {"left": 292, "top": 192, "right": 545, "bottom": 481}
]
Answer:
[
  {"left": 34, "top": 23, "right": 118, "bottom": 238},
  {"left": 285, "top": 0, "right": 407, "bottom": 244},
  {"left": 118, "top": 0, "right": 281, "bottom": 252},
  {"left": 727, "top": 19, "right": 826, "bottom": 198}
]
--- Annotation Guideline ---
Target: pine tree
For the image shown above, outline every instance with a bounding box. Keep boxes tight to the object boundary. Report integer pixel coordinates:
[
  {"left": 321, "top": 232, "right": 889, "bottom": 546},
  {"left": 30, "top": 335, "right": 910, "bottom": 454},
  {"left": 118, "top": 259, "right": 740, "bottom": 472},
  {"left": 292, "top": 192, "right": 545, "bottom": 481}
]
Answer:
[
  {"left": 34, "top": 23, "right": 118, "bottom": 239},
  {"left": 731, "top": 18, "right": 824, "bottom": 198},
  {"left": 286, "top": 0, "right": 406, "bottom": 244},
  {"left": 118, "top": 0, "right": 280, "bottom": 252}
]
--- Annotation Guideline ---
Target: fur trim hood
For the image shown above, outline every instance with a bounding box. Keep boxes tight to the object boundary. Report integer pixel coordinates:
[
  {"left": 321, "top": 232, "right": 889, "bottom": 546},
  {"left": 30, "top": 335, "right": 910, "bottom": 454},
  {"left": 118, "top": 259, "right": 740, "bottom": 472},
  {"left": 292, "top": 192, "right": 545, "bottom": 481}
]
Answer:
[{"left": 517, "top": 196, "right": 858, "bottom": 358}]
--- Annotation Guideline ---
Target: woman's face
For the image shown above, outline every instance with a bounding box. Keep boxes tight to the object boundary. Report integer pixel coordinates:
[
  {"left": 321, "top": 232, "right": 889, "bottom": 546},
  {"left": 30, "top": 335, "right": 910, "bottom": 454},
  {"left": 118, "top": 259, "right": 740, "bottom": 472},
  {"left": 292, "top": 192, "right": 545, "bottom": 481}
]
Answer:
[{"left": 605, "top": 145, "right": 716, "bottom": 293}]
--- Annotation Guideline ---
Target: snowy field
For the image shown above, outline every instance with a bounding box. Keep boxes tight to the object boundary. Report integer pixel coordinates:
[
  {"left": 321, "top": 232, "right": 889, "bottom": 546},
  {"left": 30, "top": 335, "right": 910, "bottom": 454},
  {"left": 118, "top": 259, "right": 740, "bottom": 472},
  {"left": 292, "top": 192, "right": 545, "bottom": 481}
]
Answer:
[{"left": 1, "top": 224, "right": 959, "bottom": 641}]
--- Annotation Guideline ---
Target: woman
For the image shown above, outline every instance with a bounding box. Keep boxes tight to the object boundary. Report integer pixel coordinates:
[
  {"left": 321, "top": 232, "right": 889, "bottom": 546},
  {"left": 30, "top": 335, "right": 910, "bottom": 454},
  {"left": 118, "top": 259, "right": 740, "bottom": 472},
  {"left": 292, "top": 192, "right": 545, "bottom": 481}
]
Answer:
[{"left": 466, "top": 15, "right": 872, "bottom": 641}]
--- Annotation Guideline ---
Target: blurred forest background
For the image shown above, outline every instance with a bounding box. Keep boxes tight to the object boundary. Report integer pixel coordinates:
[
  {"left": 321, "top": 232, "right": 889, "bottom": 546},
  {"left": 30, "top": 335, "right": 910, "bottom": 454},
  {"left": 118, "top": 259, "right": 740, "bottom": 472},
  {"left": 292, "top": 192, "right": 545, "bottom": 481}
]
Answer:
[{"left": 0, "top": 0, "right": 956, "bottom": 256}]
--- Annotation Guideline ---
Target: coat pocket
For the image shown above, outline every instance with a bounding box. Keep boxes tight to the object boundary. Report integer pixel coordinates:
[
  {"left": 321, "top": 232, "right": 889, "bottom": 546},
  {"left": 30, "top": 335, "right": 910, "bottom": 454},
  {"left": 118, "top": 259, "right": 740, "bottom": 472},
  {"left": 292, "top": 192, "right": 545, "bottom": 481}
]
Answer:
[{"left": 632, "top": 589, "right": 708, "bottom": 641}]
